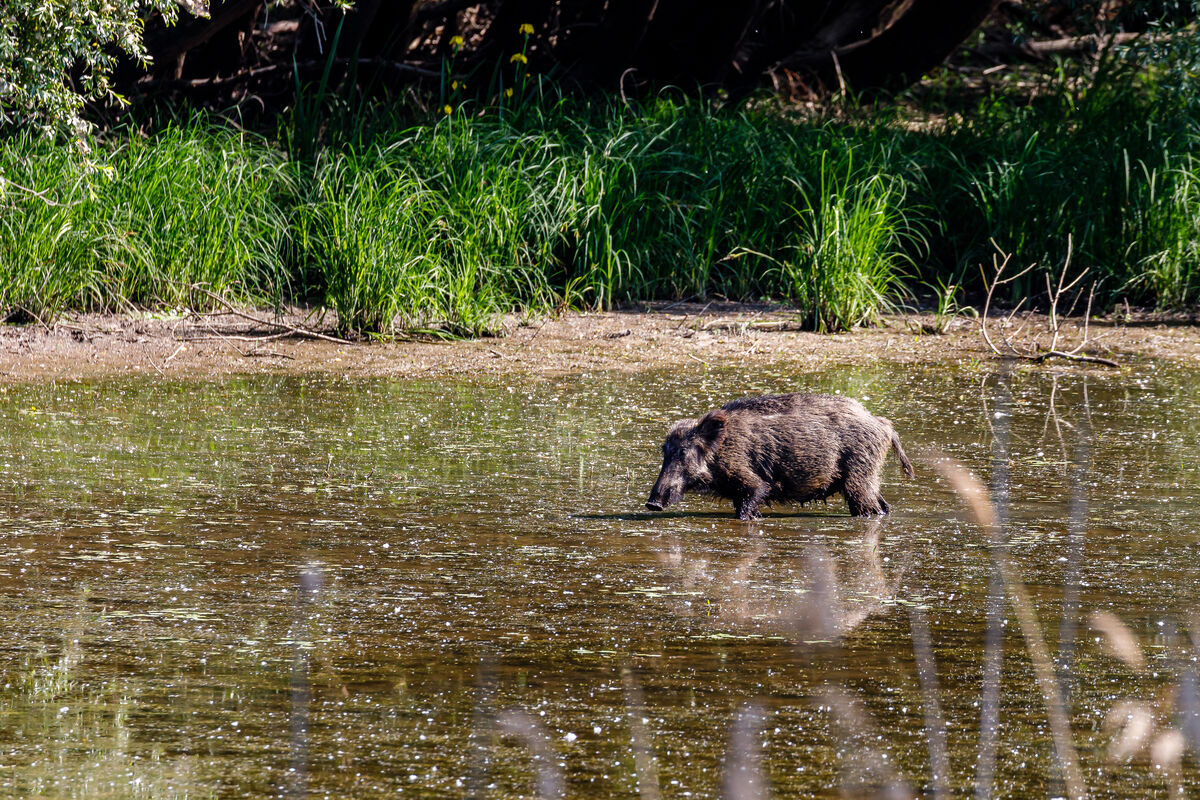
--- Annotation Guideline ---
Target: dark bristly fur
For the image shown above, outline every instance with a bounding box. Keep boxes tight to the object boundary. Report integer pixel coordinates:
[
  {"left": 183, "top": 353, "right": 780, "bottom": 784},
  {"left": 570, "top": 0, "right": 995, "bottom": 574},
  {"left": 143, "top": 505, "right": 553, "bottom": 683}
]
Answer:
[{"left": 646, "top": 393, "right": 914, "bottom": 520}]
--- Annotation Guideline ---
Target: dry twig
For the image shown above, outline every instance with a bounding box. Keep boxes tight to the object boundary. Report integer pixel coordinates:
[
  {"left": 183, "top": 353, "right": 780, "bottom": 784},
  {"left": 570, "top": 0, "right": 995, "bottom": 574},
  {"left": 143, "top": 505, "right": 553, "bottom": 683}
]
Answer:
[{"left": 980, "top": 238, "right": 1118, "bottom": 367}]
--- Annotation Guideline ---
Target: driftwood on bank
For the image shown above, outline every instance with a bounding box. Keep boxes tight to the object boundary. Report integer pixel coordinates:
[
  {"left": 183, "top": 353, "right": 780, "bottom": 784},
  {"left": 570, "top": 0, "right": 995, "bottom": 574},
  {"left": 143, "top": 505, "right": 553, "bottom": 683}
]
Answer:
[
  {"left": 969, "top": 29, "right": 1145, "bottom": 66},
  {"left": 1027, "top": 31, "right": 1141, "bottom": 55},
  {"left": 700, "top": 318, "right": 809, "bottom": 334}
]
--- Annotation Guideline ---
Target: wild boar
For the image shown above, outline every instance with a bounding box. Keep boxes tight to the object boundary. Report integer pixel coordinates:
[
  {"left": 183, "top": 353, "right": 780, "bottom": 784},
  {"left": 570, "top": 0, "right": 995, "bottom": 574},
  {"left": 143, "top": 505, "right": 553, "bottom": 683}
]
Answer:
[{"left": 645, "top": 393, "right": 914, "bottom": 519}]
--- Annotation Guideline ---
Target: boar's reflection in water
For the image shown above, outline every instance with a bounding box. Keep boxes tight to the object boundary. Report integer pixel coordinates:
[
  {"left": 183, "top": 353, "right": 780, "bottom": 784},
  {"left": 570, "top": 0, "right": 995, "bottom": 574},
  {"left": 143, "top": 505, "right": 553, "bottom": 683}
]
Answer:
[
  {"left": 657, "top": 522, "right": 904, "bottom": 639},
  {"left": 646, "top": 393, "right": 914, "bottom": 519}
]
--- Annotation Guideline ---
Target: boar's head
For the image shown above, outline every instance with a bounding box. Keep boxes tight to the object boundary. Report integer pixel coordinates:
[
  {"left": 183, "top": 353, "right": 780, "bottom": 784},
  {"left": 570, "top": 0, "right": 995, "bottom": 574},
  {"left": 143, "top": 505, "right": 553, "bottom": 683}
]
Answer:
[{"left": 645, "top": 409, "right": 727, "bottom": 511}]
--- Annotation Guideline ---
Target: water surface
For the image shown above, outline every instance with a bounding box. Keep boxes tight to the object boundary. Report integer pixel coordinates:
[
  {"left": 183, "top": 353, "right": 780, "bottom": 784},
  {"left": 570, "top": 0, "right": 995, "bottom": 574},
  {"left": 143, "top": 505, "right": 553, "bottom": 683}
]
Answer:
[{"left": 0, "top": 361, "right": 1197, "bottom": 798}]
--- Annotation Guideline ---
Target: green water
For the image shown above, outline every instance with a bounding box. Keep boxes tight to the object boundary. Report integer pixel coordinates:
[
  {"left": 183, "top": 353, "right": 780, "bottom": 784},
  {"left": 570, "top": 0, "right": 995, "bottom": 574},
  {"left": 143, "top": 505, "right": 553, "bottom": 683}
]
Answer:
[{"left": 0, "top": 361, "right": 1197, "bottom": 798}]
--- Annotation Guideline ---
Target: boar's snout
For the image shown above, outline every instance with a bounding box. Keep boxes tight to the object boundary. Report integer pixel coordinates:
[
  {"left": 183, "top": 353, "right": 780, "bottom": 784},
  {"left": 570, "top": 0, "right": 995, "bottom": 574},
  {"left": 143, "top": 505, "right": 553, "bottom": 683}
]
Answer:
[
  {"left": 644, "top": 480, "right": 673, "bottom": 511},
  {"left": 645, "top": 467, "right": 683, "bottom": 512}
]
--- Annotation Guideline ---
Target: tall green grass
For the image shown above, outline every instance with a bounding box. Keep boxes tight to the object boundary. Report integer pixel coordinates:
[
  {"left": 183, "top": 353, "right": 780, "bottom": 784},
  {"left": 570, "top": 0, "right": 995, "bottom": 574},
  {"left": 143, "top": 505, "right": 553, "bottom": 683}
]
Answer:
[
  {"left": 777, "top": 152, "right": 919, "bottom": 331},
  {"left": 291, "top": 100, "right": 921, "bottom": 333},
  {"left": 1122, "top": 150, "right": 1200, "bottom": 306},
  {"left": 3, "top": 43, "right": 1199, "bottom": 335},
  {"left": 927, "top": 39, "right": 1200, "bottom": 307},
  {"left": 0, "top": 124, "right": 291, "bottom": 320}
]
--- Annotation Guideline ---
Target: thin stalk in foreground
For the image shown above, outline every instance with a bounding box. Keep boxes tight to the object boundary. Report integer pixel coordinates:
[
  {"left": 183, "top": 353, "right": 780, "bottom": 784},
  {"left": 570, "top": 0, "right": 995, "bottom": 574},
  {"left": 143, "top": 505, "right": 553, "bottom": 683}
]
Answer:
[
  {"left": 722, "top": 702, "right": 769, "bottom": 800},
  {"left": 622, "top": 666, "right": 661, "bottom": 800},
  {"left": 932, "top": 455, "right": 1087, "bottom": 800},
  {"left": 1057, "top": 394, "right": 1092, "bottom": 705}
]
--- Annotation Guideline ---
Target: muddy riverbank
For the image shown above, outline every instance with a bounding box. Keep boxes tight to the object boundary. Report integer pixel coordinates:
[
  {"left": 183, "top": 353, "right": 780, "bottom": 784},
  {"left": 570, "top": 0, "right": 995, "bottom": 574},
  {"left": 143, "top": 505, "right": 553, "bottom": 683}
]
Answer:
[{"left": 3, "top": 304, "right": 1199, "bottom": 382}]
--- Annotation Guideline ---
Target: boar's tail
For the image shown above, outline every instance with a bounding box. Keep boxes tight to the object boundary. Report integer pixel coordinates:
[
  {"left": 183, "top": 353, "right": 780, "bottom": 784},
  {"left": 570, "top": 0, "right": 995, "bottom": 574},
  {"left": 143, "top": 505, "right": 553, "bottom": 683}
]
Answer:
[
  {"left": 879, "top": 417, "right": 915, "bottom": 478},
  {"left": 892, "top": 434, "right": 915, "bottom": 478}
]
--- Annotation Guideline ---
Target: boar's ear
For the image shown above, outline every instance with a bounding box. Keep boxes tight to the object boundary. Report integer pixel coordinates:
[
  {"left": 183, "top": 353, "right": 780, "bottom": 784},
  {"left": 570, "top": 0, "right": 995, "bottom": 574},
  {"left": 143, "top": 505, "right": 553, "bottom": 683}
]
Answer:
[{"left": 695, "top": 409, "right": 727, "bottom": 448}]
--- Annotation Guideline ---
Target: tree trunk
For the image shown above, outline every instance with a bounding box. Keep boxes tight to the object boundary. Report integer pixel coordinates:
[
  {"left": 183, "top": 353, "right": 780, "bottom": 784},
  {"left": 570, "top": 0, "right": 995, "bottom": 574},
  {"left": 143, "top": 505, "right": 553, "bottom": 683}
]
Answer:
[
  {"left": 772, "top": 0, "right": 1001, "bottom": 92},
  {"left": 142, "top": 0, "right": 264, "bottom": 81}
]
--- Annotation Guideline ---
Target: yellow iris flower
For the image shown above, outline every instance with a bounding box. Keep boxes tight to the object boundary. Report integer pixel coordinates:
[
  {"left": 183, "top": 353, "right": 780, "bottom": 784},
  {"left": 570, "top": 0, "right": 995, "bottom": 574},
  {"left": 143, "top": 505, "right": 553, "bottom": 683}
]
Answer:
[
  {"left": 519, "top": 23, "right": 534, "bottom": 35},
  {"left": 509, "top": 53, "right": 527, "bottom": 64}
]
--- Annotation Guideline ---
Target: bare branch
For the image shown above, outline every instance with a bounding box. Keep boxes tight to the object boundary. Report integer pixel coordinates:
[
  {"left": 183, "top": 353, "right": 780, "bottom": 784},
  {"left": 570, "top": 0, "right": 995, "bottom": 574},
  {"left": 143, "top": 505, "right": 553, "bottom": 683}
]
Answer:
[
  {"left": 979, "top": 252, "right": 1010, "bottom": 356},
  {"left": 1064, "top": 282, "right": 1097, "bottom": 356},
  {"left": 1006, "top": 303, "right": 1033, "bottom": 348},
  {"left": 978, "top": 243, "right": 1118, "bottom": 368},
  {"left": 0, "top": 177, "right": 66, "bottom": 207},
  {"left": 1046, "top": 271, "right": 1059, "bottom": 352},
  {"left": 1035, "top": 350, "right": 1120, "bottom": 368}
]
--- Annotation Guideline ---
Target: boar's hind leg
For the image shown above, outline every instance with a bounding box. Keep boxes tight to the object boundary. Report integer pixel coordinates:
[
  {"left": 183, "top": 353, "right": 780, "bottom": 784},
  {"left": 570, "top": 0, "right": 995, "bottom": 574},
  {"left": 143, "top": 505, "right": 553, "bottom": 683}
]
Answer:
[
  {"left": 844, "top": 491, "right": 888, "bottom": 517},
  {"left": 843, "top": 472, "right": 888, "bottom": 517}
]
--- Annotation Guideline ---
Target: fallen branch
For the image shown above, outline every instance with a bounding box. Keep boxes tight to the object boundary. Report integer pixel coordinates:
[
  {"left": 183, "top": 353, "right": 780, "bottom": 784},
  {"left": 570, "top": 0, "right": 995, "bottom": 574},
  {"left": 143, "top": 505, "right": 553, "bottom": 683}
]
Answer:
[
  {"left": 180, "top": 285, "right": 353, "bottom": 345},
  {"left": 144, "top": 347, "right": 169, "bottom": 378},
  {"left": 701, "top": 318, "right": 806, "bottom": 333},
  {"left": 1034, "top": 350, "right": 1119, "bottom": 367},
  {"left": 244, "top": 349, "right": 296, "bottom": 360},
  {"left": 179, "top": 331, "right": 294, "bottom": 343},
  {"left": 1028, "top": 31, "right": 1141, "bottom": 56},
  {"left": 163, "top": 342, "right": 186, "bottom": 365}
]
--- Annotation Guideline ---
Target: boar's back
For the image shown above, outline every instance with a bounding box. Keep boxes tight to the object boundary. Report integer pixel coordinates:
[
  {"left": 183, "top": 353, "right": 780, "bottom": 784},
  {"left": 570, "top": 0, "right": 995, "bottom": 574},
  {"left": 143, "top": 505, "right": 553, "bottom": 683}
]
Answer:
[{"left": 720, "top": 394, "right": 798, "bottom": 415}]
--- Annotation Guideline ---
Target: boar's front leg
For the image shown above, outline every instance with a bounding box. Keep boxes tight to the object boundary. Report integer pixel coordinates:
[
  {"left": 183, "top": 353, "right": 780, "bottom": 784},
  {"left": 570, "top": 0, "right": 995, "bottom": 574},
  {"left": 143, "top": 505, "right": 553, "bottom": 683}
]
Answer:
[{"left": 734, "top": 483, "right": 771, "bottom": 520}]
